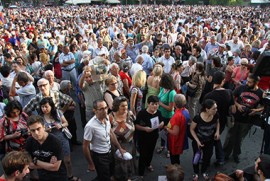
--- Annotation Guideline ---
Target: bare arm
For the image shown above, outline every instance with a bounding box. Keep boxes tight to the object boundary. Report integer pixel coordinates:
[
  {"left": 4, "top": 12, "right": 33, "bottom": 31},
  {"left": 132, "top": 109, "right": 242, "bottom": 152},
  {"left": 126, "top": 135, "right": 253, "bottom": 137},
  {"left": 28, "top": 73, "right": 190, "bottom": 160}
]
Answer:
[
  {"left": 159, "top": 101, "right": 174, "bottom": 112},
  {"left": 104, "top": 92, "right": 113, "bottom": 111},
  {"left": 31, "top": 159, "right": 62, "bottom": 172},
  {"left": 9, "top": 75, "right": 17, "bottom": 97},
  {"left": 82, "top": 139, "right": 95, "bottom": 170},
  {"left": 130, "top": 91, "right": 137, "bottom": 115}
]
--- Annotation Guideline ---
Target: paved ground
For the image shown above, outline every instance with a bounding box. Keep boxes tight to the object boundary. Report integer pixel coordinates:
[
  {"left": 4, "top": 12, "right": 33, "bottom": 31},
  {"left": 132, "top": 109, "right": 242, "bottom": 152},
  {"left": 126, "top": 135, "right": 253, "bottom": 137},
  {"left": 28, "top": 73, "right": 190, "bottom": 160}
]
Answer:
[
  {"left": 70, "top": 106, "right": 264, "bottom": 181},
  {"left": 0, "top": 96, "right": 264, "bottom": 181}
]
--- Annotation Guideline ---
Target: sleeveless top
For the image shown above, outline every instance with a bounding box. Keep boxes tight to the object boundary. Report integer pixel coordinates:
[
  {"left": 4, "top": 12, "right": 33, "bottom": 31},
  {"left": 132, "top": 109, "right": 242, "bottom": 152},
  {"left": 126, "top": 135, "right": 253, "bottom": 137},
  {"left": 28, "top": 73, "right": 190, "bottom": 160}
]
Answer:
[{"left": 104, "top": 90, "right": 121, "bottom": 113}]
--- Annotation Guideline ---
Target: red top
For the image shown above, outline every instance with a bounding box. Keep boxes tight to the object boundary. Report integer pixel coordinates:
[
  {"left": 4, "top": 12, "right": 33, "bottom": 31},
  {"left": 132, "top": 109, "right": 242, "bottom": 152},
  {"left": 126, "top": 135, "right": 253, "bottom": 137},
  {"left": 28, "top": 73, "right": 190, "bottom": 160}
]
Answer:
[
  {"left": 119, "top": 71, "right": 132, "bottom": 87},
  {"left": 258, "top": 76, "right": 270, "bottom": 91},
  {"left": 167, "top": 108, "right": 186, "bottom": 155},
  {"left": 0, "top": 177, "right": 6, "bottom": 181}
]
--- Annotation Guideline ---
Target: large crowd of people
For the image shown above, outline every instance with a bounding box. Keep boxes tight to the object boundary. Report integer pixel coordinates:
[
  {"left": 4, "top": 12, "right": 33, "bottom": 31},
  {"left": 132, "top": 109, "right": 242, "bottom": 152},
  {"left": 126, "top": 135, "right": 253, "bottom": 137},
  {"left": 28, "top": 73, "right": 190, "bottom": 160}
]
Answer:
[{"left": 0, "top": 4, "right": 269, "bottom": 181}]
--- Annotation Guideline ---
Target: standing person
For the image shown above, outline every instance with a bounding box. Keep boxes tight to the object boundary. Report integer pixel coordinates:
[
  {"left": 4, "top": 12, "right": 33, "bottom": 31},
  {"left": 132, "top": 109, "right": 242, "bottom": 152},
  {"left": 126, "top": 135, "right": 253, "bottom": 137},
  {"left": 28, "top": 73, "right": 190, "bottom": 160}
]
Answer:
[
  {"left": 0, "top": 100, "right": 28, "bottom": 154},
  {"left": 159, "top": 44, "right": 175, "bottom": 74},
  {"left": 59, "top": 45, "right": 77, "bottom": 88},
  {"left": 108, "top": 96, "right": 136, "bottom": 181},
  {"left": 165, "top": 94, "right": 187, "bottom": 165},
  {"left": 170, "top": 60, "right": 183, "bottom": 94},
  {"left": 9, "top": 72, "right": 36, "bottom": 107},
  {"left": 0, "top": 151, "right": 31, "bottom": 181},
  {"left": 186, "top": 62, "right": 205, "bottom": 121},
  {"left": 79, "top": 66, "right": 103, "bottom": 121},
  {"left": 203, "top": 71, "right": 236, "bottom": 166},
  {"left": 130, "top": 70, "right": 147, "bottom": 115},
  {"left": 144, "top": 64, "right": 163, "bottom": 108},
  {"left": 26, "top": 115, "right": 68, "bottom": 181},
  {"left": 190, "top": 99, "right": 220, "bottom": 181},
  {"left": 231, "top": 58, "right": 249, "bottom": 89},
  {"left": 135, "top": 96, "right": 164, "bottom": 178},
  {"left": 82, "top": 99, "right": 125, "bottom": 181},
  {"left": 223, "top": 74, "right": 264, "bottom": 163},
  {"left": 157, "top": 73, "right": 177, "bottom": 158},
  {"left": 104, "top": 75, "right": 121, "bottom": 113},
  {"left": 39, "top": 97, "right": 80, "bottom": 181},
  {"left": 119, "top": 62, "right": 132, "bottom": 99},
  {"left": 23, "top": 78, "right": 73, "bottom": 115}
]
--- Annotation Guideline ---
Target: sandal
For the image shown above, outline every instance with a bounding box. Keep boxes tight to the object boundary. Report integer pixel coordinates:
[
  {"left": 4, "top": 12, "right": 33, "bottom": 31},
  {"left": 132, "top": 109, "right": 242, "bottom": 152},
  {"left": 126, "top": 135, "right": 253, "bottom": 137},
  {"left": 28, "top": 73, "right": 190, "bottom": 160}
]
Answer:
[
  {"left": 147, "top": 165, "right": 154, "bottom": 172},
  {"left": 192, "top": 174, "right": 199, "bottom": 181},
  {"left": 202, "top": 173, "right": 210, "bottom": 181},
  {"left": 156, "top": 147, "right": 164, "bottom": 154},
  {"left": 68, "top": 176, "right": 81, "bottom": 181}
]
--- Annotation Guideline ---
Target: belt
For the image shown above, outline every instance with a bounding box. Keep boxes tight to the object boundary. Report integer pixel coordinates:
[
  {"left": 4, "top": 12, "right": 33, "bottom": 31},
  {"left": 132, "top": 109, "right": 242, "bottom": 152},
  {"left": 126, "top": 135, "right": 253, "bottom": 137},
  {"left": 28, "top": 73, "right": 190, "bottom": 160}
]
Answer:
[
  {"left": 62, "top": 67, "right": 75, "bottom": 72},
  {"left": 91, "top": 150, "right": 111, "bottom": 156}
]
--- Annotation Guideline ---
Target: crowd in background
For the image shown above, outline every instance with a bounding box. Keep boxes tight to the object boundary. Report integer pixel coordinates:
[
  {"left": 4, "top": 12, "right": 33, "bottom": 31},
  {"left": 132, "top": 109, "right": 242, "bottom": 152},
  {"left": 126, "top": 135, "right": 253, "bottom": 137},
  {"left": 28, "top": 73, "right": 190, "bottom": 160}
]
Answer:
[{"left": 0, "top": 4, "right": 269, "bottom": 181}]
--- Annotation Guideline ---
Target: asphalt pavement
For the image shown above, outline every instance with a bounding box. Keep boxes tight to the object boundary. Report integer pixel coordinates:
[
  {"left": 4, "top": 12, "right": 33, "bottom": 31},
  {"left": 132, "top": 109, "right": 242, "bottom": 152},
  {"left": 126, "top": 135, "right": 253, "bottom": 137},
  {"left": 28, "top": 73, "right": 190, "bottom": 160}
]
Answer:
[{"left": 71, "top": 106, "right": 264, "bottom": 181}]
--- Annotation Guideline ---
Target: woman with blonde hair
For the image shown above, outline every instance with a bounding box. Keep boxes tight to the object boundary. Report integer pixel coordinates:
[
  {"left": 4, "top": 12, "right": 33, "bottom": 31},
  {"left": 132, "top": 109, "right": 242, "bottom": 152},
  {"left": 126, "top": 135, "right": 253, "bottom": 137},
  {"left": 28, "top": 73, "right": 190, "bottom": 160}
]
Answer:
[
  {"left": 38, "top": 52, "right": 52, "bottom": 78},
  {"left": 104, "top": 75, "right": 121, "bottom": 113},
  {"left": 130, "top": 70, "right": 147, "bottom": 115},
  {"left": 145, "top": 64, "right": 163, "bottom": 108}
]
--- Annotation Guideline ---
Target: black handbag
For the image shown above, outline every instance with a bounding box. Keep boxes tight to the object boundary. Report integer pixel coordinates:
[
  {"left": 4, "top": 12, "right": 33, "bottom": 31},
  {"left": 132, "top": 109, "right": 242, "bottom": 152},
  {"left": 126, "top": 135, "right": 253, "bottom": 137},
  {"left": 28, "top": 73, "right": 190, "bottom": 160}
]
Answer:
[{"left": 186, "top": 86, "right": 198, "bottom": 97}]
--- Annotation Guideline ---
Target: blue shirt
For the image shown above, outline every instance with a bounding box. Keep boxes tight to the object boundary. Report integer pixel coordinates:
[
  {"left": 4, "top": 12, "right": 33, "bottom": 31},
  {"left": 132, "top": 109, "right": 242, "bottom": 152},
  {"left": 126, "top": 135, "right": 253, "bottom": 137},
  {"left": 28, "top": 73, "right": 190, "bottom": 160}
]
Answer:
[
  {"left": 141, "top": 53, "right": 154, "bottom": 75},
  {"left": 126, "top": 43, "right": 143, "bottom": 63}
]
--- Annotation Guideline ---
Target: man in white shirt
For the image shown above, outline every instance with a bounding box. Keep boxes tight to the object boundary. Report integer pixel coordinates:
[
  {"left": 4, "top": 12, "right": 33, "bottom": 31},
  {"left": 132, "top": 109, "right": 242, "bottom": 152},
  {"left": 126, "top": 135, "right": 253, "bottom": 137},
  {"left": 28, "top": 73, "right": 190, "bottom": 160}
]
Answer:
[
  {"left": 82, "top": 99, "right": 125, "bottom": 180},
  {"left": 59, "top": 46, "right": 77, "bottom": 88},
  {"left": 130, "top": 55, "right": 143, "bottom": 77},
  {"left": 159, "top": 44, "right": 175, "bottom": 74}
]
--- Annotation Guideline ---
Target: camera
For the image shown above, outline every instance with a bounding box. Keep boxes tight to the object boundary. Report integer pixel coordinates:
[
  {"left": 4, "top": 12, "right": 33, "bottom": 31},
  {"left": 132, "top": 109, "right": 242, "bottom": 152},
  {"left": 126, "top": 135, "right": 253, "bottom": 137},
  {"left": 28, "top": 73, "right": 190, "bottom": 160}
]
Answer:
[{"left": 18, "top": 128, "right": 28, "bottom": 138}]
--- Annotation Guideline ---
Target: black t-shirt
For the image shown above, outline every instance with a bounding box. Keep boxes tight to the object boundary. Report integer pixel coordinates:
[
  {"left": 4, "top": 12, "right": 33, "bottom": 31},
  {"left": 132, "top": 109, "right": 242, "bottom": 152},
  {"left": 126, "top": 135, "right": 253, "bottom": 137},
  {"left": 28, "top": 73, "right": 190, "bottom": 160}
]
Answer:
[
  {"left": 193, "top": 113, "right": 219, "bottom": 143},
  {"left": 204, "top": 89, "right": 234, "bottom": 126},
  {"left": 26, "top": 134, "right": 67, "bottom": 181},
  {"left": 135, "top": 109, "right": 163, "bottom": 142},
  {"left": 233, "top": 85, "right": 264, "bottom": 122}
]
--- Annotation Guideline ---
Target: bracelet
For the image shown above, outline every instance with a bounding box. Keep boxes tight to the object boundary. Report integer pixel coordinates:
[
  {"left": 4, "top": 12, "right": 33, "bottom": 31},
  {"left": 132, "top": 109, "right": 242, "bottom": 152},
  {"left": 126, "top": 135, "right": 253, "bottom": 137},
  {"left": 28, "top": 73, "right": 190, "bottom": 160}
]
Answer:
[{"left": 33, "top": 157, "right": 38, "bottom": 165}]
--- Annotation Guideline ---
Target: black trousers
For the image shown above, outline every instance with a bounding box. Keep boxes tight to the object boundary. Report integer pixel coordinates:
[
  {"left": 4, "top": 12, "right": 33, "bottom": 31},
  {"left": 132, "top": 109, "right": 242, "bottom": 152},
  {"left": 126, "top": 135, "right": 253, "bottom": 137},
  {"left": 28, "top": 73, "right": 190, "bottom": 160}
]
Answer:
[
  {"left": 138, "top": 136, "right": 158, "bottom": 176},
  {"left": 192, "top": 140, "right": 214, "bottom": 174},
  {"left": 170, "top": 154, "right": 180, "bottom": 165},
  {"left": 91, "top": 151, "right": 114, "bottom": 181},
  {"left": 79, "top": 103, "right": 86, "bottom": 128},
  {"left": 64, "top": 110, "right": 77, "bottom": 144}
]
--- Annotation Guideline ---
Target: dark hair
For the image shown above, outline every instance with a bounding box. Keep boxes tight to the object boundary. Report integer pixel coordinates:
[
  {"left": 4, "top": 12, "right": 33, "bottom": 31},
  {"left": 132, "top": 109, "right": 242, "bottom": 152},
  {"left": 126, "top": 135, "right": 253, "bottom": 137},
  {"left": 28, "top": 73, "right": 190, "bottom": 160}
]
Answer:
[
  {"left": 212, "top": 56, "right": 221, "bottom": 68},
  {"left": 2, "top": 151, "right": 31, "bottom": 176},
  {"left": 213, "top": 71, "right": 225, "bottom": 85},
  {"left": 171, "top": 60, "right": 182, "bottom": 70},
  {"left": 195, "top": 62, "right": 205, "bottom": 76},
  {"left": 248, "top": 73, "right": 260, "bottom": 83},
  {"left": 227, "top": 56, "right": 233, "bottom": 61},
  {"left": 258, "top": 154, "right": 270, "bottom": 178},
  {"left": 93, "top": 99, "right": 106, "bottom": 110},
  {"left": 39, "top": 97, "right": 58, "bottom": 122},
  {"left": 27, "top": 115, "right": 45, "bottom": 127},
  {"left": 193, "top": 45, "right": 201, "bottom": 53},
  {"left": 4, "top": 53, "right": 11, "bottom": 59},
  {"left": 17, "top": 72, "right": 29, "bottom": 83},
  {"left": 0, "top": 65, "right": 11, "bottom": 78},
  {"left": 112, "top": 96, "right": 128, "bottom": 112},
  {"left": 200, "top": 99, "right": 216, "bottom": 112},
  {"left": 160, "top": 73, "right": 175, "bottom": 90},
  {"left": 147, "top": 95, "right": 159, "bottom": 104},
  {"left": 4, "top": 100, "right": 22, "bottom": 117}
]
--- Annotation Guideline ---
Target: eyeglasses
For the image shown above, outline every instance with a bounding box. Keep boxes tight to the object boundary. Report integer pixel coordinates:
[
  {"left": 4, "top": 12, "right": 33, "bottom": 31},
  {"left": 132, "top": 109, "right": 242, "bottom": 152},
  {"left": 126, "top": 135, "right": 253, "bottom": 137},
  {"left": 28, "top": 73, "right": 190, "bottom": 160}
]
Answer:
[
  {"left": 96, "top": 106, "right": 108, "bottom": 111},
  {"left": 241, "top": 64, "right": 247, "bottom": 67},
  {"left": 38, "top": 83, "right": 48, "bottom": 88}
]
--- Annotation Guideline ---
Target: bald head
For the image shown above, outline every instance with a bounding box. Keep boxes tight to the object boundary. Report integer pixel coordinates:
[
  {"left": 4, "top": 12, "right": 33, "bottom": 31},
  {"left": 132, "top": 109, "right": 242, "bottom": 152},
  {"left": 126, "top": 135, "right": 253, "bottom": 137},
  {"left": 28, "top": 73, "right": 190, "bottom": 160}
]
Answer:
[{"left": 174, "top": 94, "right": 186, "bottom": 108}]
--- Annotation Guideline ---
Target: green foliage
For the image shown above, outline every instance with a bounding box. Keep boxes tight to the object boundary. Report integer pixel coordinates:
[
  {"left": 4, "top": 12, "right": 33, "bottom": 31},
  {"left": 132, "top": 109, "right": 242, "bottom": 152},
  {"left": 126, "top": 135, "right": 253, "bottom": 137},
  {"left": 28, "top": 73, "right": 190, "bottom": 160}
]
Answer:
[
  {"left": 185, "top": 0, "right": 201, "bottom": 5},
  {"left": 209, "top": 0, "right": 243, "bottom": 5}
]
